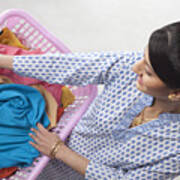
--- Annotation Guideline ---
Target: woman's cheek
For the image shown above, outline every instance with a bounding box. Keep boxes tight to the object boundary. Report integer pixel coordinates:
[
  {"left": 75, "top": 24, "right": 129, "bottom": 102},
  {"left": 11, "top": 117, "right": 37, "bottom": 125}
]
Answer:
[
  {"left": 144, "top": 76, "right": 158, "bottom": 89},
  {"left": 144, "top": 76, "right": 166, "bottom": 94},
  {"left": 141, "top": 76, "right": 160, "bottom": 93}
]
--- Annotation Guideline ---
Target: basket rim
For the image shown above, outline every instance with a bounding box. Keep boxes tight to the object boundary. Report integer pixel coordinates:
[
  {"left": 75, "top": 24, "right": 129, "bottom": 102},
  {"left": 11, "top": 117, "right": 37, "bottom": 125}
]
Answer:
[{"left": 0, "top": 8, "right": 70, "bottom": 53}]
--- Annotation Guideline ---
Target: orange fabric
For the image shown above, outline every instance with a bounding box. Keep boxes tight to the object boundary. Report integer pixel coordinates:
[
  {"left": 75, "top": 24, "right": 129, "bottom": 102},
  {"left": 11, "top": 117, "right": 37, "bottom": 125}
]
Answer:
[
  {"left": 61, "top": 86, "right": 75, "bottom": 108},
  {"left": 0, "top": 27, "right": 28, "bottom": 49},
  {"left": 0, "top": 167, "right": 18, "bottom": 178},
  {"left": 31, "top": 84, "right": 58, "bottom": 129}
]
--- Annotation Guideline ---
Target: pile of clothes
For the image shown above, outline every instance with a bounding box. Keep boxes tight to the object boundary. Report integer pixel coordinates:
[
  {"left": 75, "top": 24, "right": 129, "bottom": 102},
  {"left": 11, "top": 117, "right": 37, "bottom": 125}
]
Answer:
[{"left": 0, "top": 27, "right": 75, "bottom": 178}]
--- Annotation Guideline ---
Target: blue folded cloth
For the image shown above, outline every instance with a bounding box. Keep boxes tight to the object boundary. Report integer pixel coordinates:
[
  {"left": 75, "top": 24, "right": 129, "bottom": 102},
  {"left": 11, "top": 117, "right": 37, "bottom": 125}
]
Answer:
[{"left": 0, "top": 84, "right": 50, "bottom": 168}]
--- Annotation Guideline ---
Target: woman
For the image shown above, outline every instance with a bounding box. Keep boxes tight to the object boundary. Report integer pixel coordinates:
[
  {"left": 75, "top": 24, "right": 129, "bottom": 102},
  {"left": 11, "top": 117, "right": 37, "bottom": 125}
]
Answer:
[{"left": 0, "top": 22, "right": 179, "bottom": 180}]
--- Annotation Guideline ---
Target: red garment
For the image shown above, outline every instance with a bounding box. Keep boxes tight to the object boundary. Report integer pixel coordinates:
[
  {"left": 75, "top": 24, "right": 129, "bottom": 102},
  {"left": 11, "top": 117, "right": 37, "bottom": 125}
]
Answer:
[
  {"left": 0, "top": 167, "right": 18, "bottom": 178},
  {"left": 57, "top": 106, "right": 64, "bottom": 123},
  {"left": 0, "top": 44, "right": 63, "bottom": 104}
]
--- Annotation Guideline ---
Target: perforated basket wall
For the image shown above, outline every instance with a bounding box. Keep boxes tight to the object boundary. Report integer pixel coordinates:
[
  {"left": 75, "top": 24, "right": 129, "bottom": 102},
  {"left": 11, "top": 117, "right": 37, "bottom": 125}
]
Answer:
[{"left": 0, "top": 9, "right": 97, "bottom": 180}]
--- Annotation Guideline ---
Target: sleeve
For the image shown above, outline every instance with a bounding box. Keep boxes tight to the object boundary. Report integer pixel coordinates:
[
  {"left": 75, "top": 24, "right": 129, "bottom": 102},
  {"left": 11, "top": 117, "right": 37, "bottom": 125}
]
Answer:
[
  {"left": 13, "top": 51, "right": 142, "bottom": 86},
  {"left": 85, "top": 154, "right": 180, "bottom": 180}
]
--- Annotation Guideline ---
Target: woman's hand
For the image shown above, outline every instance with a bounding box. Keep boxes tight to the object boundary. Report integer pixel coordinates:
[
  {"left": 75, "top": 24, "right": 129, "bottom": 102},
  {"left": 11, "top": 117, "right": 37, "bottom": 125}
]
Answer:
[
  {"left": 30, "top": 124, "right": 89, "bottom": 176},
  {"left": 29, "top": 123, "right": 62, "bottom": 157},
  {"left": 30, "top": 123, "right": 89, "bottom": 175}
]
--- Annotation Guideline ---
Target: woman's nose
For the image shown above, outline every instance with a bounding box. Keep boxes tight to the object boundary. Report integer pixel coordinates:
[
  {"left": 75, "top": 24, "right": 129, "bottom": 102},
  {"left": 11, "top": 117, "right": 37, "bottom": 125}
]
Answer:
[{"left": 132, "top": 59, "right": 144, "bottom": 74}]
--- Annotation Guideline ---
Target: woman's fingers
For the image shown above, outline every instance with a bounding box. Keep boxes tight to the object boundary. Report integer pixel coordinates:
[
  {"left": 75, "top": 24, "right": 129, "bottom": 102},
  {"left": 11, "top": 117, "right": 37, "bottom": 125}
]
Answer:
[
  {"left": 31, "top": 125, "right": 46, "bottom": 140},
  {"left": 29, "top": 141, "right": 40, "bottom": 151},
  {"left": 37, "top": 123, "right": 49, "bottom": 135},
  {"left": 31, "top": 127, "right": 38, "bottom": 134},
  {"left": 29, "top": 133, "right": 39, "bottom": 143}
]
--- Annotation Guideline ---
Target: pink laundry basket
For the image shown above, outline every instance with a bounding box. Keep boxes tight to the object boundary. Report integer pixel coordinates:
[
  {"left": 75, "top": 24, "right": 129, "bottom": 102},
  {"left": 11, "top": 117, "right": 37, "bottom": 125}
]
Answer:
[{"left": 0, "top": 9, "right": 97, "bottom": 180}]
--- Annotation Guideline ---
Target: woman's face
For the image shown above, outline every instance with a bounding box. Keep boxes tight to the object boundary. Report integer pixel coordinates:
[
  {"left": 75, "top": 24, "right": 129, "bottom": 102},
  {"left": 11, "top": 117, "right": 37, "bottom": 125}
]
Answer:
[{"left": 132, "top": 47, "right": 172, "bottom": 99}]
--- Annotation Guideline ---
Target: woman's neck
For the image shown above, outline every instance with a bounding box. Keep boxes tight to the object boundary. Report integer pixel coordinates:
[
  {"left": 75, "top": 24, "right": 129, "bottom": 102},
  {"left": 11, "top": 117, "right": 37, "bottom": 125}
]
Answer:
[{"left": 150, "top": 97, "right": 180, "bottom": 114}]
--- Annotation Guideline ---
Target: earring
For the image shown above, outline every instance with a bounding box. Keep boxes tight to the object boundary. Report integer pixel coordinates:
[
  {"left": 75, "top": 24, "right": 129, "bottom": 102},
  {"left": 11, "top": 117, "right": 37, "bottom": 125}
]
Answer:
[{"left": 168, "top": 94, "right": 176, "bottom": 101}]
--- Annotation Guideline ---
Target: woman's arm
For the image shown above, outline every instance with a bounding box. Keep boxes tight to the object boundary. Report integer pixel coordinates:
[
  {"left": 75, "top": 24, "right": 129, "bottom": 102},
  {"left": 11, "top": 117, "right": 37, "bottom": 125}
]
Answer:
[
  {"left": 0, "top": 52, "right": 142, "bottom": 86},
  {"left": 29, "top": 123, "right": 179, "bottom": 180},
  {"left": 12, "top": 52, "right": 119, "bottom": 86},
  {"left": 0, "top": 55, "right": 13, "bottom": 69},
  {"left": 55, "top": 143, "right": 89, "bottom": 175}
]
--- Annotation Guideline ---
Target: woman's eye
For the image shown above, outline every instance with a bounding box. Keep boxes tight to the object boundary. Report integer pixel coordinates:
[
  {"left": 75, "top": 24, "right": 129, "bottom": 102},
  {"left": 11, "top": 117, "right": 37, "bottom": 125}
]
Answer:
[{"left": 145, "top": 70, "right": 152, "bottom": 76}]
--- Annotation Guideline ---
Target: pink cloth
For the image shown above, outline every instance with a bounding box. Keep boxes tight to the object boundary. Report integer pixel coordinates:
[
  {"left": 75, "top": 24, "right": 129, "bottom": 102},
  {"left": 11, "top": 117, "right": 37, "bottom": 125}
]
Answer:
[{"left": 0, "top": 44, "right": 62, "bottom": 105}]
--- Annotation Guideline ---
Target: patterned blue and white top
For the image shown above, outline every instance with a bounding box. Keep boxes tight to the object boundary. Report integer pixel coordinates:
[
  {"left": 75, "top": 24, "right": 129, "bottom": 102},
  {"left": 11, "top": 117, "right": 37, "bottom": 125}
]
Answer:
[{"left": 13, "top": 51, "right": 180, "bottom": 180}]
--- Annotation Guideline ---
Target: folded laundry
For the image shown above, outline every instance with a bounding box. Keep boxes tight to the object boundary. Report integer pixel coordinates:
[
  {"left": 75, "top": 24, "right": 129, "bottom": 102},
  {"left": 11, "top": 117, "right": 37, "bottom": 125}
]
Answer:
[
  {"left": 0, "top": 76, "right": 58, "bottom": 176},
  {"left": 0, "top": 43, "right": 63, "bottom": 105},
  {"left": 0, "top": 30, "right": 75, "bottom": 108},
  {"left": 0, "top": 83, "right": 50, "bottom": 169},
  {"left": 0, "top": 27, "right": 28, "bottom": 49},
  {"left": 0, "top": 27, "right": 74, "bottom": 177},
  {"left": 0, "top": 43, "right": 75, "bottom": 108},
  {"left": 0, "top": 75, "right": 58, "bottom": 129}
]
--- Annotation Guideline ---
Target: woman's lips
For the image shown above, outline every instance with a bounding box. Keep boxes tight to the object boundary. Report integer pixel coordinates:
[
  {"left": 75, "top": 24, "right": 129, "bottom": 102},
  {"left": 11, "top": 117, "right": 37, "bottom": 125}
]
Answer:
[{"left": 137, "top": 76, "right": 143, "bottom": 85}]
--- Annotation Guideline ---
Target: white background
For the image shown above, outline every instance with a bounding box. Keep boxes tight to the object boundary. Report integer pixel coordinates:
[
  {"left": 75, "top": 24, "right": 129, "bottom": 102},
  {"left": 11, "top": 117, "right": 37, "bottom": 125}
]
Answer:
[{"left": 1, "top": 0, "right": 180, "bottom": 52}]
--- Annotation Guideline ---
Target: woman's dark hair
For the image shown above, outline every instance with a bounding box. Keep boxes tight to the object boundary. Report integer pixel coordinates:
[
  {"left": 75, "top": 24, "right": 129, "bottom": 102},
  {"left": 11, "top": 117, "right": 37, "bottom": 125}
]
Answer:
[{"left": 148, "top": 22, "right": 180, "bottom": 89}]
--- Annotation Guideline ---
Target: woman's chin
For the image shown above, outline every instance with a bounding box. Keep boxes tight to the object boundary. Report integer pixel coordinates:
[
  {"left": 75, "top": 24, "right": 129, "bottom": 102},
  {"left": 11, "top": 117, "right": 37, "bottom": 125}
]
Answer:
[
  {"left": 136, "top": 82, "right": 150, "bottom": 96},
  {"left": 136, "top": 81, "right": 145, "bottom": 92}
]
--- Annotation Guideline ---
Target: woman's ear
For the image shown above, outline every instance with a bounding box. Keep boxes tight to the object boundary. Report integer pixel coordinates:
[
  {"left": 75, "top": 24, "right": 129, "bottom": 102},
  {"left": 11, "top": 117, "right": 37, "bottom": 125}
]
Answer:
[{"left": 168, "top": 90, "right": 180, "bottom": 101}]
